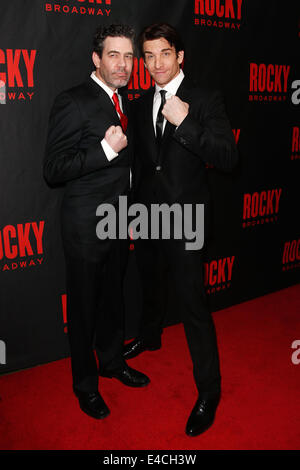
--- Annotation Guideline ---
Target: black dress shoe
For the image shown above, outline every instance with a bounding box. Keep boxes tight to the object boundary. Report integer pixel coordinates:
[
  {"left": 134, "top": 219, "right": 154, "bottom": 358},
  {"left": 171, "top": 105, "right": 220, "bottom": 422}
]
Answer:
[
  {"left": 185, "top": 393, "right": 220, "bottom": 436},
  {"left": 100, "top": 364, "right": 150, "bottom": 387},
  {"left": 75, "top": 391, "right": 110, "bottom": 420},
  {"left": 123, "top": 337, "right": 161, "bottom": 359}
]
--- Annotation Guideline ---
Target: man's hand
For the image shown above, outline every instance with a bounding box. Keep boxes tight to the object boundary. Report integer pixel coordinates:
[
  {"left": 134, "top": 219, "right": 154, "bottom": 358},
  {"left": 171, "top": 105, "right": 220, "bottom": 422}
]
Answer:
[
  {"left": 104, "top": 125, "right": 127, "bottom": 153},
  {"left": 162, "top": 96, "right": 189, "bottom": 127}
]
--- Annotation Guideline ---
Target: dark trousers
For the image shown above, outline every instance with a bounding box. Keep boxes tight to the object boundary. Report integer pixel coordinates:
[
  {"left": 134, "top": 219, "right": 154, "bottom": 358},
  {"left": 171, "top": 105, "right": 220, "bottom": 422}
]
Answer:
[
  {"left": 64, "top": 239, "right": 128, "bottom": 394},
  {"left": 135, "top": 238, "right": 221, "bottom": 397}
]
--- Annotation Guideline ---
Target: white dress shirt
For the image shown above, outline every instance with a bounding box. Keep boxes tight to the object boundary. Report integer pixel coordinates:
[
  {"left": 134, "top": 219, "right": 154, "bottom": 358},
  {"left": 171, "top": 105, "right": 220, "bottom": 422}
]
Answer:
[{"left": 153, "top": 69, "right": 185, "bottom": 135}]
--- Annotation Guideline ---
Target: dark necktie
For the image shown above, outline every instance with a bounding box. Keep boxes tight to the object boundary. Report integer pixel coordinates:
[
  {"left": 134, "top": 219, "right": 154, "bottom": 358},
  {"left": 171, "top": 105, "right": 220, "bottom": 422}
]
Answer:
[
  {"left": 112, "top": 92, "right": 128, "bottom": 132},
  {"left": 155, "top": 90, "right": 167, "bottom": 146}
]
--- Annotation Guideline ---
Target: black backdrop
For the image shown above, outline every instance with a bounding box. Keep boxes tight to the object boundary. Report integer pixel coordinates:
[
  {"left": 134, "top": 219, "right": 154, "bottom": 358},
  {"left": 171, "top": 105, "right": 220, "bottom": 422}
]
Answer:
[{"left": 0, "top": 0, "right": 299, "bottom": 374}]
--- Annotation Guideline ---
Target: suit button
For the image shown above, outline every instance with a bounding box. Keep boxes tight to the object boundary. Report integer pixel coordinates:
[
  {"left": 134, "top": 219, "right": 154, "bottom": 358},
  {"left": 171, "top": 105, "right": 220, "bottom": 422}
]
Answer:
[{"left": 156, "top": 165, "right": 162, "bottom": 172}]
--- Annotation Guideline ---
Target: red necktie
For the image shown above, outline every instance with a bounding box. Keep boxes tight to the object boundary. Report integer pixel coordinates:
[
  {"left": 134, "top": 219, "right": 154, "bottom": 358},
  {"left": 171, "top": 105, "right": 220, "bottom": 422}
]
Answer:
[{"left": 112, "top": 93, "right": 128, "bottom": 132}]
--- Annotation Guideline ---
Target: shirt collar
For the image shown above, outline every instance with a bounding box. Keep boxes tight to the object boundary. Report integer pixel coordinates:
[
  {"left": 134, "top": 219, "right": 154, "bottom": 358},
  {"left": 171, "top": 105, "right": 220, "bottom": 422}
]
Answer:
[
  {"left": 155, "top": 69, "right": 185, "bottom": 97},
  {"left": 90, "top": 71, "right": 119, "bottom": 100}
]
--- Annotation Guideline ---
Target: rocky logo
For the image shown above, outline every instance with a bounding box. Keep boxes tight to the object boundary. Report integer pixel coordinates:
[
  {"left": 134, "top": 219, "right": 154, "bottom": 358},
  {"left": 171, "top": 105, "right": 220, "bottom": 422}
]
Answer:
[
  {"left": 204, "top": 255, "right": 235, "bottom": 294},
  {"left": 194, "top": 0, "right": 243, "bottom": 31},
  {"left": 45, "top": 0, "right": 112, "bottom": 16},
  {"left": 0, "top": 221, "right": 45, "bottom": 272},
  {"left": 61, "top": 294, "right": 68, "bottom": 333},
  {"left": 282, "top": 239, "right": 300, "bottom": 271},
  {"left": 127, "top": 58, "right": 186, "bottom": 100},
  {"left": 0, "top": 49, "right": 36, "bottom": 103},
  {"left": 242, "top": 189, "right": 281, "bottom": 228},
  {"left": 127, "top": 58, "right": 155, "bottom": 100},
  {"left": 291, "top": 127, "right": 300, "bottom": 160},
  {"left": 249, "top": 63, "right": 290, "bottom": 102}
]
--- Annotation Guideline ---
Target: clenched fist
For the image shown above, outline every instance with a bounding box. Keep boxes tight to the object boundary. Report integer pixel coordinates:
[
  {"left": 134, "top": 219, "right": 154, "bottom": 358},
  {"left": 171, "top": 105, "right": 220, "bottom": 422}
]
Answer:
[
  {"left": 104, "top": 125, "right": 128, "bottom": 153},
  {"left": 162, "top": 95, "right": 189, "bottom": 127}
]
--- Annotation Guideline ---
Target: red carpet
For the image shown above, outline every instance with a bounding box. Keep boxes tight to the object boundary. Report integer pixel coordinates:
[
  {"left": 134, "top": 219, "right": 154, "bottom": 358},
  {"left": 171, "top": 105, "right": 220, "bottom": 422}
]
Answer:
[{"left": 0, "top": 285, "right": 299, "bottom": 450}]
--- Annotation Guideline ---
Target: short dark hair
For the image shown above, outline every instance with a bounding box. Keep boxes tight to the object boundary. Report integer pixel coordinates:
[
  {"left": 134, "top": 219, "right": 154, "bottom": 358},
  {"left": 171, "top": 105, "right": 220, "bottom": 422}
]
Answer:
[
  {"left": 139, "top": 23, "right": 185, "bottom": 58},
  {"left": 93, "top": 23, "right": 135, "bottom": 58}
]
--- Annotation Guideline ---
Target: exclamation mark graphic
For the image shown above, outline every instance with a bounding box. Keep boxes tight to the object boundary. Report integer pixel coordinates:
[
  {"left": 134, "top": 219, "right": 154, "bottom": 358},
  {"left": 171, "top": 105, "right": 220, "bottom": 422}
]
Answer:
[
  {"left": 61, "top": 294, "right": 68, "bottom": 333},
  {"left": 129, "top": 227, "right": 134, "bottom": 251}
]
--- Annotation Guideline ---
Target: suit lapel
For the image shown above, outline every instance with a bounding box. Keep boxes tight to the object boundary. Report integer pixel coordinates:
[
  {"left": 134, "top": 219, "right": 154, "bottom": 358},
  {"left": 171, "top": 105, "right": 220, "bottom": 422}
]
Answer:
[
  {"left": 159, "top": 119, "right": 175, "bottom": 158},
  {"left": 86, "top": 78, "right": 120, "bottom": 125},
  {"left": 140, "top": 82, "right": 191, "bottom": 164},
  {"left": 158, "top": 77, "right": 191, "bottom": 160},
  {"left": 119, "top": 92, "right": 134, "bottom": 165},
  {"left": 120, "top": 90, "right": 129, "bottom": 116},
  {"left": 142, "top": 89, "right": 157, "bottom": 162},
  {"left": 176, "top": 77, "right": 193, "bottom": 101}
]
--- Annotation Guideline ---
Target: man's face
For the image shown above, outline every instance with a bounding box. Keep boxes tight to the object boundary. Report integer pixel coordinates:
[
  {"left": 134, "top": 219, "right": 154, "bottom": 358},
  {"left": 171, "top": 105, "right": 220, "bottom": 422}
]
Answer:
[
  {"left": 143, "top": 38, "right": 184, "bottom": 87},
  {"left": 92, "top": 36, "right": 134, "bottom": 90}
]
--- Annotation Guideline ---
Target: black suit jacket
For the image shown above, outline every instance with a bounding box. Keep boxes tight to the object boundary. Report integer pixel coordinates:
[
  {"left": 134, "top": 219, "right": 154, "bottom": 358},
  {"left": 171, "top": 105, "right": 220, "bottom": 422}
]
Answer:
[
  {"left": 44, "top": 78, "right": 133, "bottom": 261},
  {"left": 132, "top": 77, "right": 238, "bottom": 239}
]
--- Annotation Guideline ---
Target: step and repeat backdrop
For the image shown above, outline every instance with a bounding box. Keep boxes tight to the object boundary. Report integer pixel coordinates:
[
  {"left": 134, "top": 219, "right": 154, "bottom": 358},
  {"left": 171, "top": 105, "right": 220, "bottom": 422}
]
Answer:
[{"left": 0, "top": 0, "right": 299, "bottom": 373}]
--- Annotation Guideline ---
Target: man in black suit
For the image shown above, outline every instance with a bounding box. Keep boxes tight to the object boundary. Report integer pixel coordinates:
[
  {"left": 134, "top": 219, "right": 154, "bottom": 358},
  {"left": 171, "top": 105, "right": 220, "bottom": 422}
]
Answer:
[
  {"left": 44, "top": 24, "right": 149, "bottom": 420},
  {"left": 124, "top": 23, "right": 238, "bottom": 436}
]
